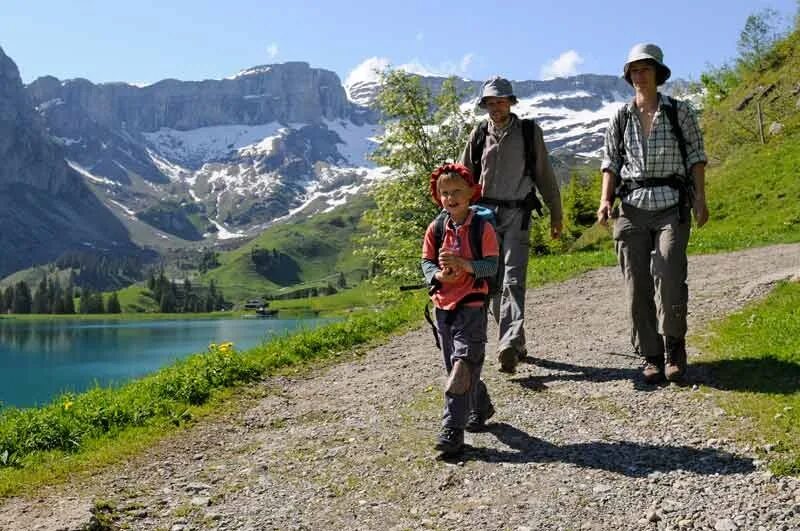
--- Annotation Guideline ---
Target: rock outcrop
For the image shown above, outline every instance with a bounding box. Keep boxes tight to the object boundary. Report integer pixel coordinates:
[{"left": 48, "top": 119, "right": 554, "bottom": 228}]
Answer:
[{"left": 0, "top": 46, "right": 135, "bottom": 278}]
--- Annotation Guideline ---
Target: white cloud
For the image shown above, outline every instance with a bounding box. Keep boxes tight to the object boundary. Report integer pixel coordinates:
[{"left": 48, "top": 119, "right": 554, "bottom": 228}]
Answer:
[
  {"left": 540, "top": 50, "right": 584, "bottom": 80},
  {"left": 267, "top": 43, "right": 279, "bottom": 59},
  {"left": 460, "top": 53, "right": 474, "bottom": 73},
  {"left": 345, "top": 57, "right": 391, "bottom": 88},
  {"left": 398, "top": 53, "right": 476, "bottom": 77},
  {"left": 345, "top": 52, "right": 476, "bottom": 89}
]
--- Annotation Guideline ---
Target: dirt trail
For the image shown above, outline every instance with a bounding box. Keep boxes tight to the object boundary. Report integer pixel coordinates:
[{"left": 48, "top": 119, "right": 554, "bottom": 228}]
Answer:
[{"left": 1, "top": 243, "right": 799, "bottom": 531}]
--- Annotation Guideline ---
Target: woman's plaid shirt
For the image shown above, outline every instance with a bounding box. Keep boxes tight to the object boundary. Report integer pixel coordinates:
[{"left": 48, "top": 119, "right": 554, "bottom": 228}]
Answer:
[{"left": 601, "top": 94, "right": 707, "bottom": 211}]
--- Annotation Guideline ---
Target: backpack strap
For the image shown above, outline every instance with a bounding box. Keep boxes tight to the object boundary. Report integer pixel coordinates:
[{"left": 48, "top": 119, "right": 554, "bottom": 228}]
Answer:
[
  {"left": 432, "top": 210, "right": 448, "bottom": 264},
  {"left": 470, "top": 120, "right": 489, "bottom": 178},
  {"left": 520, "top": 118, "right": 538, "bottom": 178},
  {"left": 663, "top": 96, "right": 689, "bottom": 178},
  {"left": 612, "top": 103, "right": 630, "bottom": 197}
]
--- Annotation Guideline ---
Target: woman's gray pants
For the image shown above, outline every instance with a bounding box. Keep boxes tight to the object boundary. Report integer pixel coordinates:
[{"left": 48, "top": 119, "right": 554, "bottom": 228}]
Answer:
[{"left": 613, "top": 203, "right": 691, "bottom": 359}]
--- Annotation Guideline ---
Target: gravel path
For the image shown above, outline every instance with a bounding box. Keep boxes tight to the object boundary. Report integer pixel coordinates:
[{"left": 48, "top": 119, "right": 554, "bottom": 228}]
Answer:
[{"left": 1, "top": 243, "right": 799, "bottom": 531}]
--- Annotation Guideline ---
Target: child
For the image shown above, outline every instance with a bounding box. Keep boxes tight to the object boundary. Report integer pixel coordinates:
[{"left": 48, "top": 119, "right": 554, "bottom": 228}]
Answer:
[{"left": 421, "top": 163, "right": 499, "bottom": 455}]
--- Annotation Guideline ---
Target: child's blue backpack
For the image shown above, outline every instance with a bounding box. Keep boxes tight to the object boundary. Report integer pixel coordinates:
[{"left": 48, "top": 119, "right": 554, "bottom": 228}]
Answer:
[{"left": 432, "top": 204, "right": 500, "bottom": 296}]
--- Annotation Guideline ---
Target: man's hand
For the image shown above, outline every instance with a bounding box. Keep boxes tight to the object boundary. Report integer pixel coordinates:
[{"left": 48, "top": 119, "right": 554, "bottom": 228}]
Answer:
[
  {"left": 597, "top": 200, "right": 613, "bottom": 226},
  {"left": 550, "top": 221, "right": 562, "bottom": 240},
  {"left": 693, "top": 196, "right": 709, "bottom": 227}
]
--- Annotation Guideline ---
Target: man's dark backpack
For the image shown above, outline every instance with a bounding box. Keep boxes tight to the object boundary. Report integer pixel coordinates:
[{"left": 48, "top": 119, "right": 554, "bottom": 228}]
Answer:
[
  {"left": 469, "top": 118, "right": 543, "bottom": 228},
  {"left": 613, "top": 96, "right": 694, "bottom": 215}
]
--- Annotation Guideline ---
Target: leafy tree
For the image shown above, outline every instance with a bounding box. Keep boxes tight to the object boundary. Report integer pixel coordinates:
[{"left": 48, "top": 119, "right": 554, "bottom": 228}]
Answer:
[
  {"left": 562, "top": 172, "right": 600, "bottom": 238},
  {"left": 737, "top": 8, "right": 781, "bottom": 71},
  {"left": 360, "top": 70, "right": 476, "bottom": 283},
  {"left": 106, "top": 292, "right": 122, "bottom": 314},
  {"left": 700, "top": 63, "right": 741, "bottom": 106}
]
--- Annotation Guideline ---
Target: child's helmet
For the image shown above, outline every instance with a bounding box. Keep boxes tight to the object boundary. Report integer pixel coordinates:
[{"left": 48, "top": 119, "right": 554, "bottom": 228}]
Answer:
[{"left": 429, "top": 163, "right": 481, "bottom": 207}]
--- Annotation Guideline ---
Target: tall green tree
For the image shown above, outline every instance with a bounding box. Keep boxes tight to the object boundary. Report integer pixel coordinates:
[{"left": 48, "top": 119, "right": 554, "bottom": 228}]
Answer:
[
  {"left": 32, "top": 277, "right": 49, "bottom": 314},
  {"left": 63, "top": 285, "right": 76, "bottom": 314},
  {"left": 12, "top": 281, "right": 32, "bottom": 314},
  {"left": 106, "top": 292, "right": 122, "bottom": 314},
  {"left": 737, "top": 8, "right": 781, "bottom": 70},
  {"left": 360, "top": 70, "right": 476, "bottom": 283}
]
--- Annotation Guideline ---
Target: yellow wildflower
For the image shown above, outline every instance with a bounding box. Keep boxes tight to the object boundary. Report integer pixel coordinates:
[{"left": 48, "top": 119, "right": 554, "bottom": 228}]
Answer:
[{"left": 63, "top": 401, "right": 74, "bottom": 411}]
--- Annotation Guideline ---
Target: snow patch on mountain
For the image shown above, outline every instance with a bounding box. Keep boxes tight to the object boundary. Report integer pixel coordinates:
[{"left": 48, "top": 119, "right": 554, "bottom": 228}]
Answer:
[
  {"left": 207, "top": 219, "right": 246, "bottom": 240},
  {"left": 324, "top": 119, "right": 381, "bottom": 167},
  {"left": 229, "top": 65, "right": 272, "bottom": 79},
  {"left": 147, "top": 149, "right": 193, "bottom": 183},
  {"left": 67, "top": 160, "right": 121, "bottom": 187},
  {"left": 143, "top": 123, "right": 292, "bottom": 166}
]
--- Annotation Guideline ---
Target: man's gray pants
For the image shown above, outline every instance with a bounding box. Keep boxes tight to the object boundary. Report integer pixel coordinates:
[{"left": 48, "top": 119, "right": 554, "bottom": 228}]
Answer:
[
  {"left": 435, "top": 305, "right": 491, "bottom": 429},
  {"left": 484, "top": 205, "right": 530, "bottom": 355},
  {"left": 613, "top": 203, "right": 691, "bottom": 359}
]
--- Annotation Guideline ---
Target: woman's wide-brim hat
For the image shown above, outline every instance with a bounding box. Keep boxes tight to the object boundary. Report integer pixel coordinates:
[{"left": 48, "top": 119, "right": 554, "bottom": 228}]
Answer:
[
  {"left": 478, "top": 76, "right": 518, "bottom": 108},
  {"left": 623, "top": 43, "right": 671, "bottom": 86}
]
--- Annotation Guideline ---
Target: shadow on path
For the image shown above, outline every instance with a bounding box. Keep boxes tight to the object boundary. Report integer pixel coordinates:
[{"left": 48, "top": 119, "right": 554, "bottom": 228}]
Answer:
[
  {"left": 447, "top": 422, "right": 754, "bottom": 477},
  {"left": 512, "top": 356, "right": 662, "bottom": 392},
  {"left": 514, "top": 355, "right": 800, "bottom": 395}
]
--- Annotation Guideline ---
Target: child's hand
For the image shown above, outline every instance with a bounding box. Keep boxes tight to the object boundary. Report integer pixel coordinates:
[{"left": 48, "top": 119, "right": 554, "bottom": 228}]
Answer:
[
  {"left": 435, "top": 267, "right": 460, "bottom": 284},
  {"left": 439, "top": 250, "right": 473, "bottom": 275}
]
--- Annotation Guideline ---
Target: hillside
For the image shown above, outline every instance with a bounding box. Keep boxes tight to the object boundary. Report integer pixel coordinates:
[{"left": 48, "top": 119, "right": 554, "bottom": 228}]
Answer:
[
  {"left": 202, "top": 195, "right": 375, "bottom": 302},
  {"left": 692, "top": 26, "right": 800, "bottom": 253}
]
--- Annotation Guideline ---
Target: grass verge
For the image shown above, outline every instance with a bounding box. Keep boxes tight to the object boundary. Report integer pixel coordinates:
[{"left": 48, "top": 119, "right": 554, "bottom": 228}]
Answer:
[
  {"left": 0, "top": 292, "right": 422, "bottom": 497},
  {"left": 693, "top": 280, "right": 800, "bottom": 475}
]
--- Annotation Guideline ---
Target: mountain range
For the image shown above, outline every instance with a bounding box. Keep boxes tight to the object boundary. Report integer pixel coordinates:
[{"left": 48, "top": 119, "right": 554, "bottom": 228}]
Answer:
[{"left": 1, "top": 44, "right": 648, "bottom": 282}]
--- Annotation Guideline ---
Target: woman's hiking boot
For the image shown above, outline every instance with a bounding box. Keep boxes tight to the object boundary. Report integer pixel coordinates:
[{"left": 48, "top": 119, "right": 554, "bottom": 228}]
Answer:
[
  {"left": 665, "top": 336, "right": 687, "bottom": 382},
  {"left": 642, "top": 356, "right": 665, "bottom": 384},
  {"left": 465, "top": 402, "right": 495, "bottom": 433},
  {"left": 498, "top": 347, "right": 518, "bottom": 373},
  {"left": 435, "top": 427, "right": 464, "bottom": 455}
]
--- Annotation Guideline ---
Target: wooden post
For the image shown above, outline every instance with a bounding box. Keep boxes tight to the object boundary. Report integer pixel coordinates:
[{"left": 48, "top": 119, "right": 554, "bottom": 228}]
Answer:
[{"left": 756, "top": 101, "right": 766, "bottom": 144}]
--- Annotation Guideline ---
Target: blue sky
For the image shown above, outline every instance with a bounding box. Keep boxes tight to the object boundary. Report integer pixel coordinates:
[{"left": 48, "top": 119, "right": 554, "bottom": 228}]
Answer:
[{"left": 1, "top": 0, "right": 797, "bottom": 87}]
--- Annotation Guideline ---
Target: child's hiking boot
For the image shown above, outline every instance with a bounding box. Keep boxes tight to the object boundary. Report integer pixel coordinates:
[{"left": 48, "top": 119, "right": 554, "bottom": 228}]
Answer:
[
  {"left": 665, "top": 337, "right": 687, "bottom": 382},
  {"left": 465, "top": 401, "right": 495, "bottom": 433},
  {"left": 498, "top": 347, "right": 518, "bottom": 373},
  {"left": 435, "top": 426, "right": 464, "bottom": 455},
  {"left": 642, "top": 356, "right": 665, "bottom": 384}
]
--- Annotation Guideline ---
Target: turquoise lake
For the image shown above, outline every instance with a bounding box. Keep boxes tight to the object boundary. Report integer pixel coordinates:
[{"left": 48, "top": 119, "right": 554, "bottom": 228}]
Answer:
[{"left": 0, "top": 317, "right": 331, "bottom": 408}]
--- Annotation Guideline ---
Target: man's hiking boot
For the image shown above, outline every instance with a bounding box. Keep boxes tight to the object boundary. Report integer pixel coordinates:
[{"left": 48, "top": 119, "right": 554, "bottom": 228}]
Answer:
[
  {"left": 465, "top": 402, "right": 495, "bottom": 433},
  {"left": 642, "top": 356, "right": 665, "bottom": 384},
  {"left": 435, "top": 427, "right": 464, "bottom": 455},
  {"left": 498, "top": 347, "right": 518, "bottom": 373},
  {"left": 665, "top": 336, "right": 687, "bottom": 382},
  {"left": 516, "top": 347, "right": 528, "bottom": 362}
]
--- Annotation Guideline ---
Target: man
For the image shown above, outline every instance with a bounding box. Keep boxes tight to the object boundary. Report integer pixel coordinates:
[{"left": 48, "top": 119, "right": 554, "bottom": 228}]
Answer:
[
  {"left": 597, "top": 43, "right": 709, "bottom": 384},
  {"left": 460, "top": 76, "right": 563, "bottom": 373}
]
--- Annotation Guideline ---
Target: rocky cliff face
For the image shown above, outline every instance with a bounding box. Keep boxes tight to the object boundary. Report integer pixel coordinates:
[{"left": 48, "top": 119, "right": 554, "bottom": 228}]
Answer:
[
  {"left": 0, "top": 46, "right": 134, "bottom": 278},
  {"left": 26, "top": 62, "right": 354, "bottom": 132}
]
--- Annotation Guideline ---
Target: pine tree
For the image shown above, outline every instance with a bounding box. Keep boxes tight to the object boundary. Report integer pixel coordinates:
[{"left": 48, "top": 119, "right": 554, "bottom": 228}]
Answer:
[
  {"left": 63, "top": 285, "right": 76, "bottom": 314},
  {"left": 12, "top": 281, "right": 32, "bottom": 314},
  {"left": 106, "top": 292, "right": 122, "bottom": 314}
]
